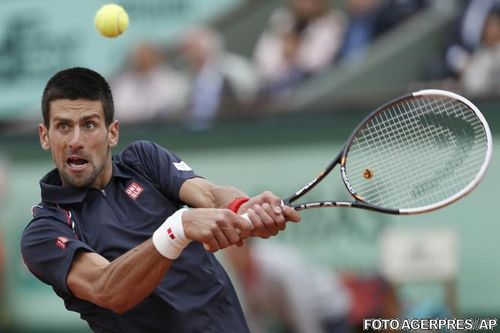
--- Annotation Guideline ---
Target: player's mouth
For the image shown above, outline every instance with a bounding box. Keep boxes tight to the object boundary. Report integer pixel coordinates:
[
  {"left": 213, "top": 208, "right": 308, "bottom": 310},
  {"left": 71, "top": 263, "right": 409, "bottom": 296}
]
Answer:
[{"left": 66, "top": 156, "right": 90, "bottom": 171}]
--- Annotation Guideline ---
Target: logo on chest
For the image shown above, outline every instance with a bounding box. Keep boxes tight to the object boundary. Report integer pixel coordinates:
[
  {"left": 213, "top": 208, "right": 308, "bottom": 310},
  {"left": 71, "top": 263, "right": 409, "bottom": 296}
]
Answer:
[{"left": 125, "top": 182, "right": 144, "bottom": 200}]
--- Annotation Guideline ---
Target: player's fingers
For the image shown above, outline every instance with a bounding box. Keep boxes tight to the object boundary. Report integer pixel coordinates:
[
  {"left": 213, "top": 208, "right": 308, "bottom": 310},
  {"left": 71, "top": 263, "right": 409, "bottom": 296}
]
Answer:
[
  {"left": 198, "top": 225, "right": 219, "bottom": 252},
  {"left": 232, "top": 215, "right": 252, "bottom": 239},
  {"left": 261, "top": 191, "right": 282, "bottom": 206},
  {"left": 211, "top": 227, "right": 230, "bottom": 251},
  {"left": 283, "top": 206, "right": 301, "bottom": 223},
  {"left": 272, "top": 204, "right": 283, "bottom": 215},
  {"left": 246, "top": 208, "right": 270, "bottom": 239},
  {"left": 255, "top": 202, "right": 286, "bottom": 232},
  {"left": 253, "top": 204, "right": 279, "bottom": 236},
  {"left": 217, "top": 218, "right": 242, "bottom": 245},
  {"left": 262, "top": 202, "right": 287, "bottom": 231},
  {"left": 202, "top": 237, "right": 220, "bottom": 252}
]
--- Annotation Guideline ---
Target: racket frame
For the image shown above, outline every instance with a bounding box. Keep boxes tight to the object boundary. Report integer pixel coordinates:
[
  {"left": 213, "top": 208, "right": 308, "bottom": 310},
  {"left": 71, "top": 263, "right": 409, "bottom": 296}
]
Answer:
[{"left": 284, "top": 89, "right": 492, "bottom": 215}]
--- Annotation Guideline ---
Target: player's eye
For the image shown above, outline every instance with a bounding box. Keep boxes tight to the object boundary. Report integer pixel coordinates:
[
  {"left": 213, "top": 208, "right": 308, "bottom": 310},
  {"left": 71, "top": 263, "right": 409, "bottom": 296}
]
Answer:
[
  {"left": 57, "top": 123, "right": 69, "bottom": 132},
  {"left": 83, "top": 122, "right": 97, "bottom": 130}
]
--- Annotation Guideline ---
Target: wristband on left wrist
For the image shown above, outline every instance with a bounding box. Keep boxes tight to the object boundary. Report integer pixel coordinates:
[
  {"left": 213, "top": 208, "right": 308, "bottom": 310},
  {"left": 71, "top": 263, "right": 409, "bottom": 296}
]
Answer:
[{"left": 152, "top": 208, "right": 191, "bottom": 259}]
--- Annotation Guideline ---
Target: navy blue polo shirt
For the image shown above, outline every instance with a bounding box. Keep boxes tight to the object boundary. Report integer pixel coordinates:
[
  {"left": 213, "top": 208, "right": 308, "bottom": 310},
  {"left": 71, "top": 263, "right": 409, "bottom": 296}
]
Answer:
[{"left": 21, "top": 140, "right": 249, "bottom": 333}]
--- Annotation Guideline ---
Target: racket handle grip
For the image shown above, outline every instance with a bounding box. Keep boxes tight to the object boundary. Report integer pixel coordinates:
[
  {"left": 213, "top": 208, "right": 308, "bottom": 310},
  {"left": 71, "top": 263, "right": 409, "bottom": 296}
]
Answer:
[
  {"left": 202, "top": 212, "right": 253, "bottom": 250},
  {"left": 202, "top": 201, "right": 285, "bottom": 250},
  {"left": 240, "top": 212, "right": 253, "bottom": 230},
  {"left": 240, "top": 199, "right": 285, "bottom": 230},
  {"left": 240, "top": 200, "right": 286, "bottom": 232}
]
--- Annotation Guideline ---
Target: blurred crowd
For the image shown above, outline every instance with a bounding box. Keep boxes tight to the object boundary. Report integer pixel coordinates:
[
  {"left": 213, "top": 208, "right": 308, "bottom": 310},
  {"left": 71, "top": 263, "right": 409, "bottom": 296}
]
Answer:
[
  {"left": 109, "top": 0, "right": 436, "bottom": 128},
  {"left": 425, "top": 0, "right": 500, "bottom": 94},
  {"left": 107, "top": 0, "right": 500, "bottom": 128}
]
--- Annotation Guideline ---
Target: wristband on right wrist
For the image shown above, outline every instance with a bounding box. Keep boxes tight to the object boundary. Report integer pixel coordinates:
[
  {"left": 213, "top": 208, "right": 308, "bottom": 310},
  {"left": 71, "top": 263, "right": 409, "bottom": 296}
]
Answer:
[
  {"left": 227, "top": 197, "right": 250, "bottom": 213},
  {"left": 152, "top": 208, "right": 191, "bottom": 259}
]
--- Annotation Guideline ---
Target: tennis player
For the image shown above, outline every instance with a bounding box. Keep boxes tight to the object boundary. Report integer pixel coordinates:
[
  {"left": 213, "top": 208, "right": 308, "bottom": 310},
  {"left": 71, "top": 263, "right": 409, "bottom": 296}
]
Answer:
[{"left": 20, "top": 67, "right": 300, "bottom": 332}]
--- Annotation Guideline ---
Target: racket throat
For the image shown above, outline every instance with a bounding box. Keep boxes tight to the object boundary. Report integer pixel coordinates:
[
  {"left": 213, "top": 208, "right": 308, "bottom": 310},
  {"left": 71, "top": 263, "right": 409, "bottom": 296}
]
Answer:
[
  {"left": 340, "top": 165, "right": 356, "bottom": 196},
  {"left": 294, "top": 201, "right": 400, "bottom": 214},
  {"left": 295, "top": 201, "right": 353, "bottom": 210}
]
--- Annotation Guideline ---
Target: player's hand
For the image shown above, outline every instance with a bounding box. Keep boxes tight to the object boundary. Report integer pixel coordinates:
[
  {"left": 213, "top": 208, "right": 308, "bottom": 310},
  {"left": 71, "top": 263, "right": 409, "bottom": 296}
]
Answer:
[
  {"left": 238, "top": 191, "right": 301, "bottom": 238},
  {"left": 182, "top": 208, "right": 252, "bottom": 252}
]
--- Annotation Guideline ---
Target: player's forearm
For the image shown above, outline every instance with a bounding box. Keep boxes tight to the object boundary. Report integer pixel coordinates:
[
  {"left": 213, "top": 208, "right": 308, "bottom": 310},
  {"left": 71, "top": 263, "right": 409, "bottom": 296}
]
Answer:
[
  {"left": 210, "top": 185, "right": 248, "bottom": 208},
  {"left": 101, "top": 240, "right": 171, "bottom": 312},
  {"left": 180, "top": 178, "right": 247, "bottom": 209},
  {"left": 72, "top": 240, "right": 172, "bottom": 313}
]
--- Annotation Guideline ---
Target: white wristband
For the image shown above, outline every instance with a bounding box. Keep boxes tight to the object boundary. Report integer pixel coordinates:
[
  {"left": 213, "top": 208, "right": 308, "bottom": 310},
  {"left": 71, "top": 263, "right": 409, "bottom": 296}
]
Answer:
[{"left": 152, "top": 208, "right": 191, "bottom": 259}]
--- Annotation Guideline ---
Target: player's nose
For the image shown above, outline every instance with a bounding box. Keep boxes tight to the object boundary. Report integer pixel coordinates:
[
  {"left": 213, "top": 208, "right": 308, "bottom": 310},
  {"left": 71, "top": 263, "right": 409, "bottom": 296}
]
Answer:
[{"left": 68, "top": 127, "right": 84, "bottom": 151}]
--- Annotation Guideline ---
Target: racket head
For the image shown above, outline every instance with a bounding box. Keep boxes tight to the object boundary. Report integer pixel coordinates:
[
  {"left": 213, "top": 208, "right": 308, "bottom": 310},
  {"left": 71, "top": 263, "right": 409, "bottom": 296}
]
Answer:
[{"left": 340, "top": 89, "right": 492, "bottom": 215}]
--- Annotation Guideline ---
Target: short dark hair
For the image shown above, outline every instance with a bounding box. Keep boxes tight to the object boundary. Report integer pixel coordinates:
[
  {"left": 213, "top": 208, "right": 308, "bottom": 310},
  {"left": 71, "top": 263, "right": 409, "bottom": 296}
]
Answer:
[{"left": 41, "top": 67, "right": 115, "bottom": 127}]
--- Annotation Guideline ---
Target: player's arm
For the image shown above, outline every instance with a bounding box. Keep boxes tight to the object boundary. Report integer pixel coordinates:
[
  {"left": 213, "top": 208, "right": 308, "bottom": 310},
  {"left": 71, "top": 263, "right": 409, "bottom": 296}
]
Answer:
[
  {"left": 67, "top": 208, "right": 251, "bottom": 313},
  {"left": 67, "top": 240, "right": 171, "bottom": 313},
  {"left": 180, "top": 178, "right": 300, "bottom": 238},
  {"left": 179, "top": 177, "right": 246, "bottom": 208}
]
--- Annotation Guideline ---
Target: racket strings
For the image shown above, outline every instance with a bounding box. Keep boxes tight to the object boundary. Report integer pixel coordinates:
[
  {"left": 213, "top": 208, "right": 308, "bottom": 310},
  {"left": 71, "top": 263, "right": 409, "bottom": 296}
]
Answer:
[
  {"left": 350, "top": 99, "right": 448, "bottom": 205},
  {"left": 344, "top": 95, "right": 488, "bottom": 210},
  {"left": 366, "top": 98, "right": 484, "bottom": 207},
  {"left": 364, "top": 99, "right": 483, "bottom": 208},
  {"left": 391, "top": 98, "right": 478, "bottom": 203}
]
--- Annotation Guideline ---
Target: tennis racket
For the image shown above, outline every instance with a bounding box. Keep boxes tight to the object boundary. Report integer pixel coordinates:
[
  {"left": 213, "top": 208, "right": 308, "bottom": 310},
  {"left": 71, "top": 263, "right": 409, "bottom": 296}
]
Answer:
[{"left": 276, "top": 89, "right": 492, "bottom": 215}]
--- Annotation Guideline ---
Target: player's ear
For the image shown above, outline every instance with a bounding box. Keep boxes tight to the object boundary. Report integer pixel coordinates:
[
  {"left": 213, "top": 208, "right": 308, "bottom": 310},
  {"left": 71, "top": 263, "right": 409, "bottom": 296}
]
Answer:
[
  {"left": 108, "top": 120, "right": 119, "bottom": 148},
  {"left": 38, "top": 124, "right": 50, "bottom": 151}
]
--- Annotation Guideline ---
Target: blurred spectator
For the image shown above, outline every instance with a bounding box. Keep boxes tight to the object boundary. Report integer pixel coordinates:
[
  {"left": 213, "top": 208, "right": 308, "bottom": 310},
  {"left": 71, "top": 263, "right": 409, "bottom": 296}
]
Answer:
[
  {"left": 253, "top": 0, "right": 347, "bottom": 100},
  {"left": 224, "top": 241, "right": 352, "bottom": 333},
  {"left": 372, "top": 0, "right": 429, "bottom": 36},
  {"left": 341, "top": 273, "right": 400, "bottom": 333},
  {"left": 111, "top": 42, "right": 190, "bottom": 124},
  {"left": 461, "top": 8, "right": 500, "bottom": 96},
  {"left": 339, "top": 0, "right": 429, "bottom": 64},
  {"left": 180, "top": 26, "right": 261, "bottom": 130},
  {"left": 337, "top": 0, "right": 382, "bottom": 63},
  {"left": 427, "top": 0, "right": 500, "bottom": 80}
]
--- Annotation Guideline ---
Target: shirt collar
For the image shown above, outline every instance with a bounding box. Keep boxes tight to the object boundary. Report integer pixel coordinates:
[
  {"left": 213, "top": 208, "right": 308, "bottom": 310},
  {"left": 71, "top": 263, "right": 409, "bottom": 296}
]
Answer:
[{"left": 40, "top": 160, "right": 132, "bottom": 204}]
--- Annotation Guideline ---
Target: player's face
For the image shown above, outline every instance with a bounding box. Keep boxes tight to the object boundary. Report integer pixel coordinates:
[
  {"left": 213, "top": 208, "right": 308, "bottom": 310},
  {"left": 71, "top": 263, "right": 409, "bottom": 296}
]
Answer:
[{"left": 38, "top": 99, "right": 119, "bottom": 188}]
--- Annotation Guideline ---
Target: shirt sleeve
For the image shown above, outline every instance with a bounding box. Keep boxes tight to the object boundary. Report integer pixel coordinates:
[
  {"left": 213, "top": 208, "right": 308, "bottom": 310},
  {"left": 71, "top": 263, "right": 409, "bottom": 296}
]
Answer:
[
  {"left": 121, "top": 141, "right": 199, "bottom": 201},
  {"left": 20, "top": 206, "right": 94, "bottom": 295}
]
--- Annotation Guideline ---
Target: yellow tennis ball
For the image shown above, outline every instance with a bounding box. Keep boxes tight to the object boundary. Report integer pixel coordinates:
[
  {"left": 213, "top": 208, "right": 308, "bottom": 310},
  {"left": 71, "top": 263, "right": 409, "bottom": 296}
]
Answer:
[{"left": 94, "top": 4, "right": 129, "bottom": 38}]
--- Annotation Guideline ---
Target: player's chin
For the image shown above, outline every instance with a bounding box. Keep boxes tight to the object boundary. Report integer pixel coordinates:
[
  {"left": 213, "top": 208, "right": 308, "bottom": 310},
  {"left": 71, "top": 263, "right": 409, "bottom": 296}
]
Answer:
[
  {"left": 61, "top": 168, "right": 97, "bottom": 188},
  {"left": 65, "top": 176, "right": 95, "bottom": 188}
]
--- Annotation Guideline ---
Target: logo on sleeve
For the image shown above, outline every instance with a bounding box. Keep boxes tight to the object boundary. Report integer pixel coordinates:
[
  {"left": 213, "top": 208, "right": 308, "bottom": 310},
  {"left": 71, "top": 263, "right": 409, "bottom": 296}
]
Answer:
[
  {"left": 125, "top": 182, "right": 144, "bottom": 200},
  {"left": 173, "top": 161, "right": 192, "bottom": 171},
  {"left": 56, "top": 236, "right": 68, "bottom": 250}
]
